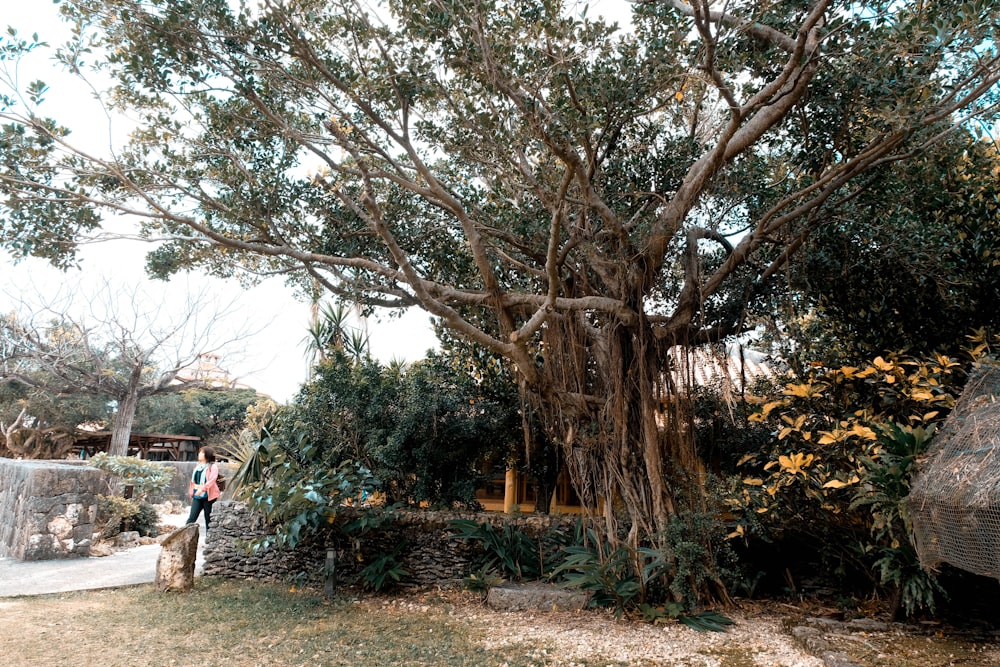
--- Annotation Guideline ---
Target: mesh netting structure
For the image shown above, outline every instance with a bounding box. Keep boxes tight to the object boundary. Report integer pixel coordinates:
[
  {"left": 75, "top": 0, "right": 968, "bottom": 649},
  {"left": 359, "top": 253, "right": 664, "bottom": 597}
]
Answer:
[{"left": 908, "top": 366, "right": 1000, "bottom": 578}]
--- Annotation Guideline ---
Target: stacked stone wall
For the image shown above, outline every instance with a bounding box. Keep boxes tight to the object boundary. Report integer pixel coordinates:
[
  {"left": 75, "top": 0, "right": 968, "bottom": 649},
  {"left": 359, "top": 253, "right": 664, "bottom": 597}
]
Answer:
[
  {"left": 203, "top": 501, "right": 578, "bottom": 588},
  {"left": 0, "top": 459, "right": 104, "bottom": 560}
]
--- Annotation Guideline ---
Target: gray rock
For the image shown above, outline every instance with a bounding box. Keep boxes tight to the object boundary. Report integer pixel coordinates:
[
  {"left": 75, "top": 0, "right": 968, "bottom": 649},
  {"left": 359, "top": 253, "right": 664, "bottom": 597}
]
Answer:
[
  {"left": 806, "top": 617, "right": 845, "bottom": 630},
  {"left": 115, "top": 531, "right": 141, "bottom": 548},
  {"left": 487, "top": 582, "right": 591, "bottom": 612},
  {"left": 821, "top": 650, "right": 864, "bottom": 667},
  {"left": 791, "top": 626, "right": 832, "bottom": 652},
  {"left": 156, "top": 524, "right": 200, "bottom": 592},
  {"left": 89, "top": 541, "right": 114, "bottom": 557},
  {"left": 24, "top": 534, "right": 61, "bottom": 560},
  {"left": 845, "top": 618, "right": 889, "bottom": 632}
]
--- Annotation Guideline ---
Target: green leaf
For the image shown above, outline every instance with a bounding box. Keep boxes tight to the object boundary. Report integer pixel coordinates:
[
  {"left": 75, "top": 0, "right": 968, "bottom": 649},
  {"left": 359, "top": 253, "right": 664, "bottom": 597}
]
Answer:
[{"left": 679, "top": 611, "right": 735, "bottom": 632}]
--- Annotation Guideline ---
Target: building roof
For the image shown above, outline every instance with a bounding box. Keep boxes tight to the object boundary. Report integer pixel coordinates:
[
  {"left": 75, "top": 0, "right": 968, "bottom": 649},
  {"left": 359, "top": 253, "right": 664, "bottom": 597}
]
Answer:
[{"left": 72, "top": 431, "right": 201, "bottom": 448}]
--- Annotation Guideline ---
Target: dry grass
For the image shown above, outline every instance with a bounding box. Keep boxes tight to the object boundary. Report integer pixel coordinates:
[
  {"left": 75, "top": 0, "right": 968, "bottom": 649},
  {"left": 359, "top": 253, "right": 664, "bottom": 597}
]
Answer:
[
  {"left": 1, "top": 580, "right": 997, "bottom": 667},
  {"left": 0, "top": 580, "right": 557, "bottom": 667}
]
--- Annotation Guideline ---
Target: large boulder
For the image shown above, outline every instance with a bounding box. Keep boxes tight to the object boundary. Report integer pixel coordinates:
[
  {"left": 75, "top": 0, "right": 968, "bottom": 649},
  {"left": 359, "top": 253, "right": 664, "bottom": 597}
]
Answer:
[
  {"left": 486, "top": 582, "right": 591, "bottom": 612},
  {"left": 156, "top": 523, "right": 199, "bottom": 592},
  {"left": 115, "top": 531, "right": 141, "bottom": 548}
]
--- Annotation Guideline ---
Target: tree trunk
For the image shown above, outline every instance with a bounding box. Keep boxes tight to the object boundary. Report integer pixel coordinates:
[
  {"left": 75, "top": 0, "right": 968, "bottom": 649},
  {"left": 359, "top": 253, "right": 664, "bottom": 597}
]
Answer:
[
  {"left": 108, "top": 365, "right": 145, "bottom": 457},
  {"left": 532, "top": 310, "right": 726, "bottom": 604},
  {"left": 1, "top": 408, "right": 29, "bottom": 456}
]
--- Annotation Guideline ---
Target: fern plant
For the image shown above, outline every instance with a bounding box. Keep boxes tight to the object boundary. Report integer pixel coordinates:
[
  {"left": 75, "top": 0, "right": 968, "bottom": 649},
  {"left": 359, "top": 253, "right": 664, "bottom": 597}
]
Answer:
[
  {"left": 356, "top": 544, "right": 410, "bottom": 592},
  {"left": 448, "top": 519, "right": 544, "bottom": 580}
]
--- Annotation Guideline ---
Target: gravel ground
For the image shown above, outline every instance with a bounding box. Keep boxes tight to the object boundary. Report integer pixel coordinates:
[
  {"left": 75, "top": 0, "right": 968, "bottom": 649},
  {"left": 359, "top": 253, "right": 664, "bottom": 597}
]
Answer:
[
  {"left": 475, "top": 610, "right": 822, "bottom": 666},
  {"left": 381, "top": 591, "right": 1000, "bottom": 667},
  {"left": 387, "top": 597, "right": 825, "bottom": 666}
]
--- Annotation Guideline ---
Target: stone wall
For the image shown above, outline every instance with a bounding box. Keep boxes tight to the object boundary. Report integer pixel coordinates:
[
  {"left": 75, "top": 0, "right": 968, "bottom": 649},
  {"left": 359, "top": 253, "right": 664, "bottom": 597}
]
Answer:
[
  {"left": 203, "top": 501, "right": 578, "bottom": 588},
  {"left": 0, "top": 459, "right": 104, "bottom": 560}
]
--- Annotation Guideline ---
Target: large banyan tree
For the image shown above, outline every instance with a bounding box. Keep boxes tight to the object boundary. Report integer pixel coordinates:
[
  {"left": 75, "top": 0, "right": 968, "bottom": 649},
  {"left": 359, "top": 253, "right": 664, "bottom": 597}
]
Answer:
[{"left": 1, "top": 0, "right": 998, "bottom": 591}]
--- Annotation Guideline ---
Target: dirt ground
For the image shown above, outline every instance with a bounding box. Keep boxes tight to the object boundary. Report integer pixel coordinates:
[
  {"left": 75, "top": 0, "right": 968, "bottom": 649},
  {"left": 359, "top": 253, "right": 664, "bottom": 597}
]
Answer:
[{"left": 2, "top": 581, "right": 1000, "bottom": 667}]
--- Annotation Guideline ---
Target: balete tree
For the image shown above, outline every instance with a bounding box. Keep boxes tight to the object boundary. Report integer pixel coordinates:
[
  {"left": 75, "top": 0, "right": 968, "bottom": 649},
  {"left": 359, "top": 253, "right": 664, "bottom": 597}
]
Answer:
[{"left": 1, "top": 0, "right": 997, "bottom": 601}]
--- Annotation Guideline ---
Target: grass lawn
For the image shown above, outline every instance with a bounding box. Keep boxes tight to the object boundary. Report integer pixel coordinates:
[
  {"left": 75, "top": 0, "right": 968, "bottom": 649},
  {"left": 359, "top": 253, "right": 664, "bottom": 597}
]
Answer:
[
  {"left": 2, "top": 579, "right": 998, "bottom": 667},
  {"left": 0, "top": 579, "right": 553, "bottom": 667}
]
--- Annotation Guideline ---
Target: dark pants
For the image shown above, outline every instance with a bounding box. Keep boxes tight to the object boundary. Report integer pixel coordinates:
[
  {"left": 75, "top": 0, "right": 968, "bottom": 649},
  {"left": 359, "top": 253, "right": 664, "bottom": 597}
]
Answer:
[{"left": 187, "top": 496, "right": 216, "bottom": 531}]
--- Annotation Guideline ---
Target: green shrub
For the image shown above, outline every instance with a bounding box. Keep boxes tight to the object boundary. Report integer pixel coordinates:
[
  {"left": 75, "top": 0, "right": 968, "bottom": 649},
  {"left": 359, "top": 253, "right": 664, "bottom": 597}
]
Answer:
[
  {"left": 728, "top": 351, "right": 970, "bottom": 616},
  {"left": 280, "top": 351, "right": 516, "bottom": 510},
  {"left": 88, "top": 453, "right": 175, "bottom": 501},
  {"left": 356, "top": 545, "right": 410, "bottom": 592},
  {"left": 97, "top": 495, "right": 160, "bottom": 538},
  {"left": 554, "top": 542, "right": 641, "bottom": 617},
  {"left": 448, "top": 519, "right": 545, "bottom": 581},
  {"left": 551, "top": 516, "right": 734, "bottom": 625},
  {"left": 462, "top": 567, "right": 505, "bottom": 596}
]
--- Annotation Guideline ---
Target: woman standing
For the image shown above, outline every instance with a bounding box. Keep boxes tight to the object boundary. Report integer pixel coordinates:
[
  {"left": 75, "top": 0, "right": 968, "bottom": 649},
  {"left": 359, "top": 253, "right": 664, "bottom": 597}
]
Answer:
[{"left": 186, "top": 446, "right": 221, "bottom": 532}]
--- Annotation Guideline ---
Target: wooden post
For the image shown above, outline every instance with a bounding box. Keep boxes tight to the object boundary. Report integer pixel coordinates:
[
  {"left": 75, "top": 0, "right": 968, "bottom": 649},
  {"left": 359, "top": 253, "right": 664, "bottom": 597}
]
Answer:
[
  {"left": 504, "top": 468, "right": 518, "bottom": 513},
  {"left": 324, "top": 549, "right": 336, "bottom": 599}
]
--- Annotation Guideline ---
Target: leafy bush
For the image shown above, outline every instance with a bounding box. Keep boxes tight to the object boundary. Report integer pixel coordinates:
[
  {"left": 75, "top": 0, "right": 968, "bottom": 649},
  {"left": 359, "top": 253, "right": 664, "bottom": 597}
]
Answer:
[
  {"left": 356, "top": 545, "right": 410, "bottom": 592},
  {"left": 284, "top": 351, "right": 515, "bottom": 509},
  {"left": 727, "top": 351, "right": 970, "bottom": 615},
  {"left": 233, "top": 411, "right": 380, "bottom": 550},
  {"left": 377, "top": 355, "right": 518, "bottom": 508},
  {"left": 639, "top": 604, "right": 735, "bottom": 632},
  {"left": 853, "top": 423, "right": 946, "bottom": 617},
  {"left": 97, "top": 495, "right": 160, "bottom": 538},
  {"left": 660, "top": 510, "right": 735, "bottom": 610},
  {"left": 217, "top": 400, "right": 279, "bottom": 498},
  {"left": 448, "top": 519, "right": 545, "bottom": 581},
  {"left": 462, "top": 567, "right": 505, "bottom": 595},
  {"left": 554, "top": 541, "right": 641, "bottom": 616},
  {"left": 89, "top": 453, "right": 175, "bottom": 501},
  {"left": 552, "top": 516, "right": 734, "bottom": 624}
]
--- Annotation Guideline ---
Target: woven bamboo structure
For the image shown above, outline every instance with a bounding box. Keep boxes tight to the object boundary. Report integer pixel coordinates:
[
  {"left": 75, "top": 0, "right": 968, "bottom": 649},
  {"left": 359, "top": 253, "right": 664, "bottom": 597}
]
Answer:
[{"left": 908, "top": 366, "right": 1000, "bottom": 578}]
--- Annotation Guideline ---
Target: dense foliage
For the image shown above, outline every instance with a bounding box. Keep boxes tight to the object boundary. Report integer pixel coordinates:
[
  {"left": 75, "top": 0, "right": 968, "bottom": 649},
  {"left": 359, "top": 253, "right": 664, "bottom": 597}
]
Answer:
[
  {"left": 88, "top": 452, "right": 176, "bottom": 500},
  {"left": 284, "top": 350, "right": 517, "bottom": 508},
  {"left": 232, "top": 348, "right": 519, "bottom": 549},
  {"left": 131, "top": 387, "right": 261, "bottom": 445},
  {"left": 726, "top": 348, "right": 983, "bottom": 616},
  {"left": 97, "top": 495, "right": 160, "bottom": 538},
  {"left": 773, "top": 137, "right": 1000, "bottom": 366},
  {"left": 90, "top": 453, "right": 175, "bottom": 538}
]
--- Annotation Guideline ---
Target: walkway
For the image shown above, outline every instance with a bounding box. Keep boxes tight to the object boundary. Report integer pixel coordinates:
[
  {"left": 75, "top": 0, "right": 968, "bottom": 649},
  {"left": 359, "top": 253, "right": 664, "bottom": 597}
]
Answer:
[{"left": 0, "top": 512, "right": 205, "bottom": 597}]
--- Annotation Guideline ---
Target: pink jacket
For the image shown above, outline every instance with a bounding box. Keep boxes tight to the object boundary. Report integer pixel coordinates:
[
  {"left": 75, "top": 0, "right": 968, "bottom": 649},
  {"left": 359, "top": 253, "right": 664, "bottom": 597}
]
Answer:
[{"left": 188, "top": 463, "right": 221, "bottom": 501}]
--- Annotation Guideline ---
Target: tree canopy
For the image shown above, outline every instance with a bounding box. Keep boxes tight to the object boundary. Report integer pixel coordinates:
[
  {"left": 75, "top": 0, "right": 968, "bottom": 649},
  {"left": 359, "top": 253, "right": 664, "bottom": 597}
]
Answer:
[
  {"left": 768, "top": 135, "right": 1000, "bottom": 367},
  {"left": 132, "top": 387, "right": 261, "bottom": 443},
  {"left": 1, "top": 0, "right": 998, "bottom": 596}
]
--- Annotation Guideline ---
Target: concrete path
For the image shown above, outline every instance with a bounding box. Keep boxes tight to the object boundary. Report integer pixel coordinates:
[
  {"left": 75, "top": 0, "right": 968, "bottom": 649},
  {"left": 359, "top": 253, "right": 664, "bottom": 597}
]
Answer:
[{"left": 0, "top": 512, "right": 205, "bottom": 598}]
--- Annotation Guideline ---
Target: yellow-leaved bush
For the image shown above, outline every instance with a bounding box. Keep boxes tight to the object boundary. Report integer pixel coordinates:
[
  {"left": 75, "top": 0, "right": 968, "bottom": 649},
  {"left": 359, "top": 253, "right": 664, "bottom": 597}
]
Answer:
[
  {"left": 727, "top": 352, "right": 963, "bottom": 534},
  {"left": 721, "top": 344, "right": 999, "bottom": 616}
]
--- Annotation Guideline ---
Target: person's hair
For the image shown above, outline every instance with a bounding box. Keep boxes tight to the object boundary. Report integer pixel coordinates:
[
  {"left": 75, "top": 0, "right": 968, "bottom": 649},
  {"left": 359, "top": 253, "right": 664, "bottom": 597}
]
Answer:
[{"left": 200, "top": 446, "right": 217, "bottom": 463}]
